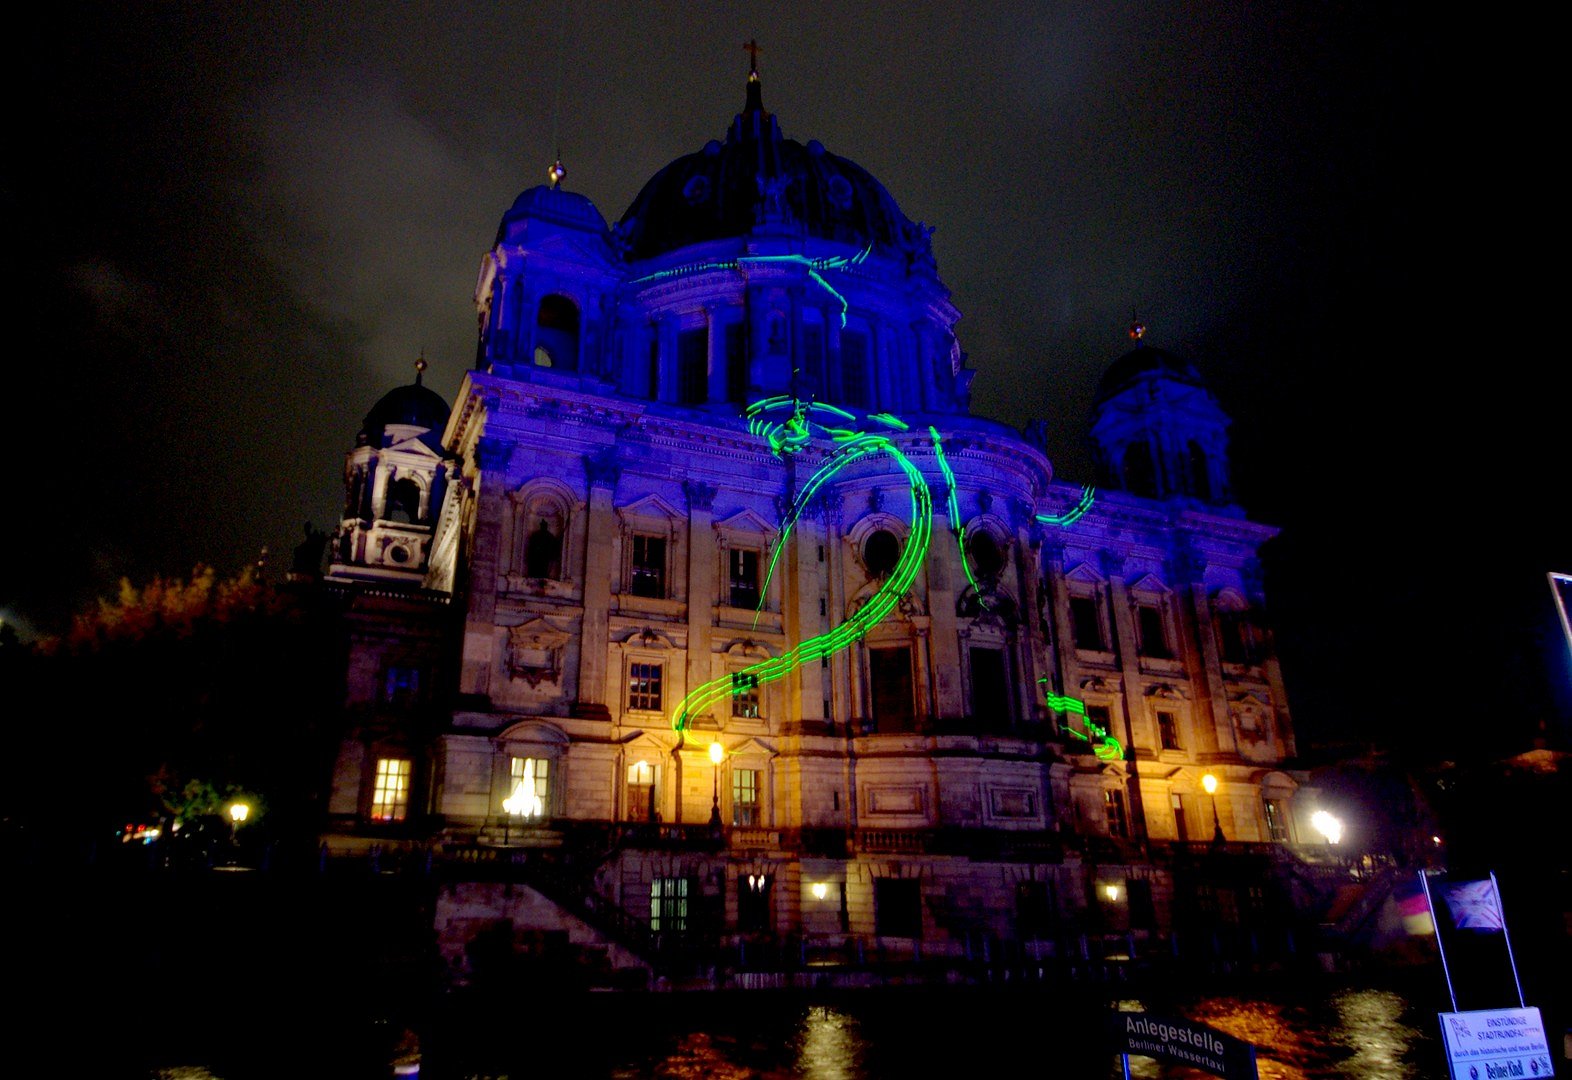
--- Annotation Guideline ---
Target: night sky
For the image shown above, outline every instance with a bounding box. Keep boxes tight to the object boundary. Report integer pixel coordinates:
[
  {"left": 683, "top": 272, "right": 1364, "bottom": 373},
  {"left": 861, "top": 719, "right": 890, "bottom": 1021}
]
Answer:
[{"left": 6, "top": 3, "right": 1562, "bottom": 754}]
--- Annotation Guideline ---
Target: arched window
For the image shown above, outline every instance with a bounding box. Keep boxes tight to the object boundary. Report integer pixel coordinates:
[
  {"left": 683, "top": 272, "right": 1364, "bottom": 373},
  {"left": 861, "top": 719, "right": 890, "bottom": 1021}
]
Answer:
[
  {"left": 863, "top": 529, "right": 901, "bottom": 579},
  {"left": 386, "top": 478, "right": 421, "bottom": 523},
  {"left": 1187, "top": 441, "right": 1211, "bottom": 500},
  {"left": 534, "top": 294, "right": 580, "bottom": 371},
  {"left": 1121, "top": 442, "right": 1158, "bottom": 498},
  {"left": 524, "top": 520, "right": 562, "bottom": 578},
  {"left": 967, "top": 531, "right": 1006, "bottom": 579}
]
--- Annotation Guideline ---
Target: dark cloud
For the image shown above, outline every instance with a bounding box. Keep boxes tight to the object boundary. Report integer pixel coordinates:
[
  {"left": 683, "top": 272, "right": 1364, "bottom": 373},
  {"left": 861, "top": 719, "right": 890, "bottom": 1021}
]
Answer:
[{"left": 6, "top": 2, "right": 1560, "bottom": 750}]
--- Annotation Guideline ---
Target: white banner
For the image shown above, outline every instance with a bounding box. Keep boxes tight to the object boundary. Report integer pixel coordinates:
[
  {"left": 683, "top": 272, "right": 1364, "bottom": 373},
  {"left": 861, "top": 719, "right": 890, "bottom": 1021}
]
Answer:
[{"left": 1438, "top": 1007, "right": 1555, "bottom": 1079}]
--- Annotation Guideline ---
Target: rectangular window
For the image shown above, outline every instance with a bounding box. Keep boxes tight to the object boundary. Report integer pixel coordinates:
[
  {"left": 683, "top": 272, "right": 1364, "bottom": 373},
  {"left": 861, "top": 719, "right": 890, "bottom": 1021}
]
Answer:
[
  {"left": 1157, "top": 710, "right": 1181, "bottom": 751},
  {"left": 647, "top": 337, "right": 660, "bottom": 400},
  {"left": 739, "top": 872, "right": 772, "bottom": 933},
  {"left": 650, "top": 876, "right": 690, "bottom": 933},
  {"left": 383, "top": 665, "right": 422, "bottom": 708},
  {"left": 629, "top": 662, "right": 664, "bottom": 712},
  {"left": 1137, "top": 604, "right": 1170, "bottom": 658},
  {"left": 370, "top": 758, "right": 412, "bottom": 822},
  {"left": 731, "top": 671, "right": 760, "bottom": 719},
  {"left": 731, "top": 768, "right": 760, "bottom": 826},
  {"left": 677, "top": 327, "right": 708, "bottom": 405},
  {"left": 869, "top": 646, "right": 916, "bottom": 733},
  {"left": 874, "top": 878, "right": 922, "bottom": 938},
  {"left": 1104, "top": 787, "right": 1129, "bottom": 838},
  {"left": 1084, "top": 704, "right": 1113, "bottom": 743},
  {"left": 1171, "top": 792, "right": 1190, "bottom": 842},
  {"left": 1070, "top": 596, "right": 1104, "bottom": 650},
  {"left": 802, "top": 323, "right": 826, "bottom": 398},
  {"left": 626, "top": 760, "right": 656, "bottom": 822},
  {"left": 1218, "top": 612, "right": 1248, "bottom": 665},
  {"left": 505, "top": 756, "right": 549, "bottom": 820},
  {"left": 1263, "top": 797, "right": 1289, "bottom": 842},
  {"left": 968, "top": 646, "right": 1009, "bottom": 721},
  {"left": 1016, "top": 880, "right": 1054, "bottom": 938},
  {"left": 630, "top": 534, "right": 666, "bottom": 598},
  {"left": 725, "top": 322, "right": 748, "bottom": 402},
  {"left": 729, "top": 548, "right": 760, "bottom": 609},
  {"left": 841, "top": 330, "right": 870, "bottom": 408}
]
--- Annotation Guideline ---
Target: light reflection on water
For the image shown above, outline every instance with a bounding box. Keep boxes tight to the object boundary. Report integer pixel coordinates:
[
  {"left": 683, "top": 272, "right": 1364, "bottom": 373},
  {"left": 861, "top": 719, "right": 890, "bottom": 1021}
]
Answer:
[{"left": 137, "top": 981, "right": 1442, "bottom": 1079}]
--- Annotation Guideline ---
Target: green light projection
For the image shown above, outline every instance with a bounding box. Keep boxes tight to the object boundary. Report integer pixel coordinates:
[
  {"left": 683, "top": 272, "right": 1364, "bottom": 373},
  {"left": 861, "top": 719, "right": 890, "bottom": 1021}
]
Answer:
[
  {"left": 671, "top": 398, "right": 1099, "bottom": 740},
  {"left": 1039, "top": 678, "right": 1123, "bottom": 760}
]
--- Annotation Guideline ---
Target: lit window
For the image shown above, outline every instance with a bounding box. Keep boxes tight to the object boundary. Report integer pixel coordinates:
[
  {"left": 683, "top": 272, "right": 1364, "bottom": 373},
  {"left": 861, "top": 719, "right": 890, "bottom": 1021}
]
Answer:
[
  {"left": 739, "top": 873, "right": 772, "bottom": 933},
  {"left": 731, "top": 671, "right": 760, "bottom": 719},
  {"left": 630, "top": 535, "right": 666, "bottom": 598},
  {"left": 626, "top": 760, "right": 657, "bottom": 822},
  {"left": 651, "top": 877, "right": 690, "bottom": 933},
  {"left": 629, "top": 662, "right": 664, "bottom": 712},
  {"left": 732, "top": 768, "right": 760, "bottom": 826},
  {"left": 1104, "top": 788, "right": 1129, "bottom": 838},
  {"left": 505, "top": 756, "right": 549, "bottom": 820},
  {"left": 370, "top": 758, "right": 412, "bottom": 822}
]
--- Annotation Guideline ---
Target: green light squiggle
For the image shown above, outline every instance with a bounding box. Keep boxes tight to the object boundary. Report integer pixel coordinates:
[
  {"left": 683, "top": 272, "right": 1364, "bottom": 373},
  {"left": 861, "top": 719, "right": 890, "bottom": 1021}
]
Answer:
[{"left": 1038, "top": 678, "right": 1123, "bottom": 760}]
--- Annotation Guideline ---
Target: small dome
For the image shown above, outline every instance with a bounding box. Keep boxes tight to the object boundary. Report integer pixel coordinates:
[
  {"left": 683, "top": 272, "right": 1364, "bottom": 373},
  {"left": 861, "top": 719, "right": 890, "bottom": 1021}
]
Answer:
[
  {"left": 613, "top": 77, "right": 933, "bottom": 267},
  {"left": 1094, "top": 344, "right": 1207, "bottom": 405},
  {"left": 496, "top": 184, "right": 610, "bottom": 244},
  {"left": 361, "top": 381, "right": 450, "bottom": 450}
]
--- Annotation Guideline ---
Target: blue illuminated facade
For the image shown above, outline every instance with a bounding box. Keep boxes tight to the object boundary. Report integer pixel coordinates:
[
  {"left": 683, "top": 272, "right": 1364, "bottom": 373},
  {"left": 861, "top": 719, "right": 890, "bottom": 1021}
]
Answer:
[{"left": 321, "top": 68, "right": 1306, "bottom": 986}]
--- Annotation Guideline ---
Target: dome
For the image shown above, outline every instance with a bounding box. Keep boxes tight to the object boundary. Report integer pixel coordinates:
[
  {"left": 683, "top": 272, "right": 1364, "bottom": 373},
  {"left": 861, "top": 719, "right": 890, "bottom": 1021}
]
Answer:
[
  {"left": 1094, "top": 344, "right": 1208, "bottom": 405},
  {"left": 613, "top": 75, "right": 934, "bottom": 267},
  {"left": 496, "top": 183, "right": 610, "bottom": 244},
  {"left": 360, "top": 379, "right": 450, "bottom": 451}
]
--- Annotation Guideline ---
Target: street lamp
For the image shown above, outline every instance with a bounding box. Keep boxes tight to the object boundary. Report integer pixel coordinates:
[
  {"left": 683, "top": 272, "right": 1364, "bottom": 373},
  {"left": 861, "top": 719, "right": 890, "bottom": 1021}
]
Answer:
[
  {"left": 1200, "top": 773, "right": 1224, "bottom": 845},
  {"left": 1310, "top": 810, "right": 1343, "bottom": 845},
  {"left": 226, "top": 800, "right": 249, "bottom": 863},
  {"left": 708, "top": 740, "right": 725, "bottom": 828}
]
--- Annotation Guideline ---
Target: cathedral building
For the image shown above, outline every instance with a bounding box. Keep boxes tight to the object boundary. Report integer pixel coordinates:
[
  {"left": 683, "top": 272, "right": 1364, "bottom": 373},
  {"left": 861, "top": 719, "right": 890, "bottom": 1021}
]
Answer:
[{"left": 319, "top": 65, "right": 1305, "bottom": 983}]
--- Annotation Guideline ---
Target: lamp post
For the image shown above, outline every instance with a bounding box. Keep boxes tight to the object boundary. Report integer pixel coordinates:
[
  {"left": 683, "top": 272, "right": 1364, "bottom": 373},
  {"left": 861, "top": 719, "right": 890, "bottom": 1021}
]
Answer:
[
  {"left": 1200, "top": 773, "right": 1224, "bottom": 845},
  {"left": 226, "top": 800, "right": 249, "bottom": 864},
  {"left": 708, "top": 741, "right": 725, "bottom": 828}
]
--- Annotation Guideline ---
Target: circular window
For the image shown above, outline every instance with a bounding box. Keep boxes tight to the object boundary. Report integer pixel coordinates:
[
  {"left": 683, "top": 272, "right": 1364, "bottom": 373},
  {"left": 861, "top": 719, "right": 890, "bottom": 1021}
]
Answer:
[
  {"left": 682, "top": 174, "right": 712, "bottom": 205},
  {"left": 388, "top": 544, "right": 410, "bottom": 565},
  {"left": 863, "top": 529, "right": 901, "bottom": 579},
  {"left": 826, "top": 174, "right": 853, "bottom": 210},
  {"left": 967, "top": 531, "right": 1005, "bottom": 578}
]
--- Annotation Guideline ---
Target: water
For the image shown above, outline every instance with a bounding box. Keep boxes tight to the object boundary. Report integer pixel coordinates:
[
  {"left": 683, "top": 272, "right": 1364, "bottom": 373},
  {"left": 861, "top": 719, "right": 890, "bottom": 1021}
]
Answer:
[{"left": 120, "top": 976, "right": 1449, "bottom": 1079}]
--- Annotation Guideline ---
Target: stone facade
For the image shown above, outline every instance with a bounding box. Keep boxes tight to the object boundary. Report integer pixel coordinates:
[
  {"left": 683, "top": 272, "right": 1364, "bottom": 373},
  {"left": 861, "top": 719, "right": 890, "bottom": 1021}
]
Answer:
[{"left": 319, "top": 70, "right": 1307, "bottom": 981}]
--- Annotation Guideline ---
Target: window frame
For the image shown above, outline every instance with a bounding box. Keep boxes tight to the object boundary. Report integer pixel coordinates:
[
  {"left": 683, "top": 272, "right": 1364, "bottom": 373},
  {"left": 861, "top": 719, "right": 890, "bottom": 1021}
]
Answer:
[
  {"left": 629, "top": 533, "right": 668, "bottom": 599},
  {"left": 369, "top": 757, "right": 413, "bottom": 822},
  {"left": 627, "top": 660, "right": 665, "bottom": 714}
]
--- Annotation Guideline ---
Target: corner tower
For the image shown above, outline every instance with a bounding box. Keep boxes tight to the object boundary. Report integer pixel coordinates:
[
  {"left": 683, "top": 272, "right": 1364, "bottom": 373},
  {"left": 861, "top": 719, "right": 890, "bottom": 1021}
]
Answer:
[{"left": 1088, "top": 324, "right": 1232, "bottom": 506}]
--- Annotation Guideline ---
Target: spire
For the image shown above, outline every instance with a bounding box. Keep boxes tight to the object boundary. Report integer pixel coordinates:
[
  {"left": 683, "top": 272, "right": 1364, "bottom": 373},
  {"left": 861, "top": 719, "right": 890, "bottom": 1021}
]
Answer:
[
  {"left": 415, "top": 353, "right": 428, "bottom": 387},
  {"left": 1129, "top": 311, "right": 1146, "bottom": 346},
  {"left": 742, "top": 38, "right": 765, "bottom": 115},
  {"left": 547, "top": 156, "right": 566, "bottom": 189}
]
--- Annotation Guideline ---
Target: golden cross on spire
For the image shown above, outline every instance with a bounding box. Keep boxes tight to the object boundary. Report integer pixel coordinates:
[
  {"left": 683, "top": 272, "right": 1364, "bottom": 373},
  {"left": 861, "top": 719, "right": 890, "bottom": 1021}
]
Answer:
[{"left": 743, "top": 38, "right": 762, "bottom": 78}]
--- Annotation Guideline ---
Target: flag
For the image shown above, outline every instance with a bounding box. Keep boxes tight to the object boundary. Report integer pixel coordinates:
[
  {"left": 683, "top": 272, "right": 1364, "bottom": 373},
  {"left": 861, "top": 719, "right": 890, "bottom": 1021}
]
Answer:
[
  {"left": 1442, "top": 878, "right": 1504, "bottom": 931},
  {"left": 1397, "top": 887, "right": 1434, "bottom": 936}
]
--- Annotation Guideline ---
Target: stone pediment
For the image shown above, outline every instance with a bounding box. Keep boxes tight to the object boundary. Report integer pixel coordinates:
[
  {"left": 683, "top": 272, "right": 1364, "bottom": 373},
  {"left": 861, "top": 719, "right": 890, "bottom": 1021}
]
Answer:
[
  {"left": 381, "top": 432, "right": 447, "bottom": 460},
  {"left": 723, "top": 736, "right": 777, "bottom": 759},
  {"left": 1128, "top": 572, "right": 1171, "bottom": 595},
  {"left": 1065, "top": 560, "right": 1106, "bottom": 585},
  {"left": 714, "top": 508, "right": 779, "bottom": 538},
  {"left": 612, "top": 625, "right": 679, "bottom": 649},
  {"left": 505, "top": 616, "right": 573, "bottom": 685},
  {"left": 617, "top": 493, "right": 683, "bottom": 522}
]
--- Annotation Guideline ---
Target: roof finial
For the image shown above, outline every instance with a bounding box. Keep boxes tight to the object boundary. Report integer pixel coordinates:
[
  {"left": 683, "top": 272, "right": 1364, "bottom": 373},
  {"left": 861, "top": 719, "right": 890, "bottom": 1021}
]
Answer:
[
  {"left": 742, "top": 39, "right": 765, "bottom": 115},
  {"left": 415, "top": 351, "right": 428, "bottom": 386},
  {"left": 1129, "top": 311, "right": 1146, "bottom": 345},
  {"left": 547, "top": 154, "right": 566, "bottom": 189}
]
